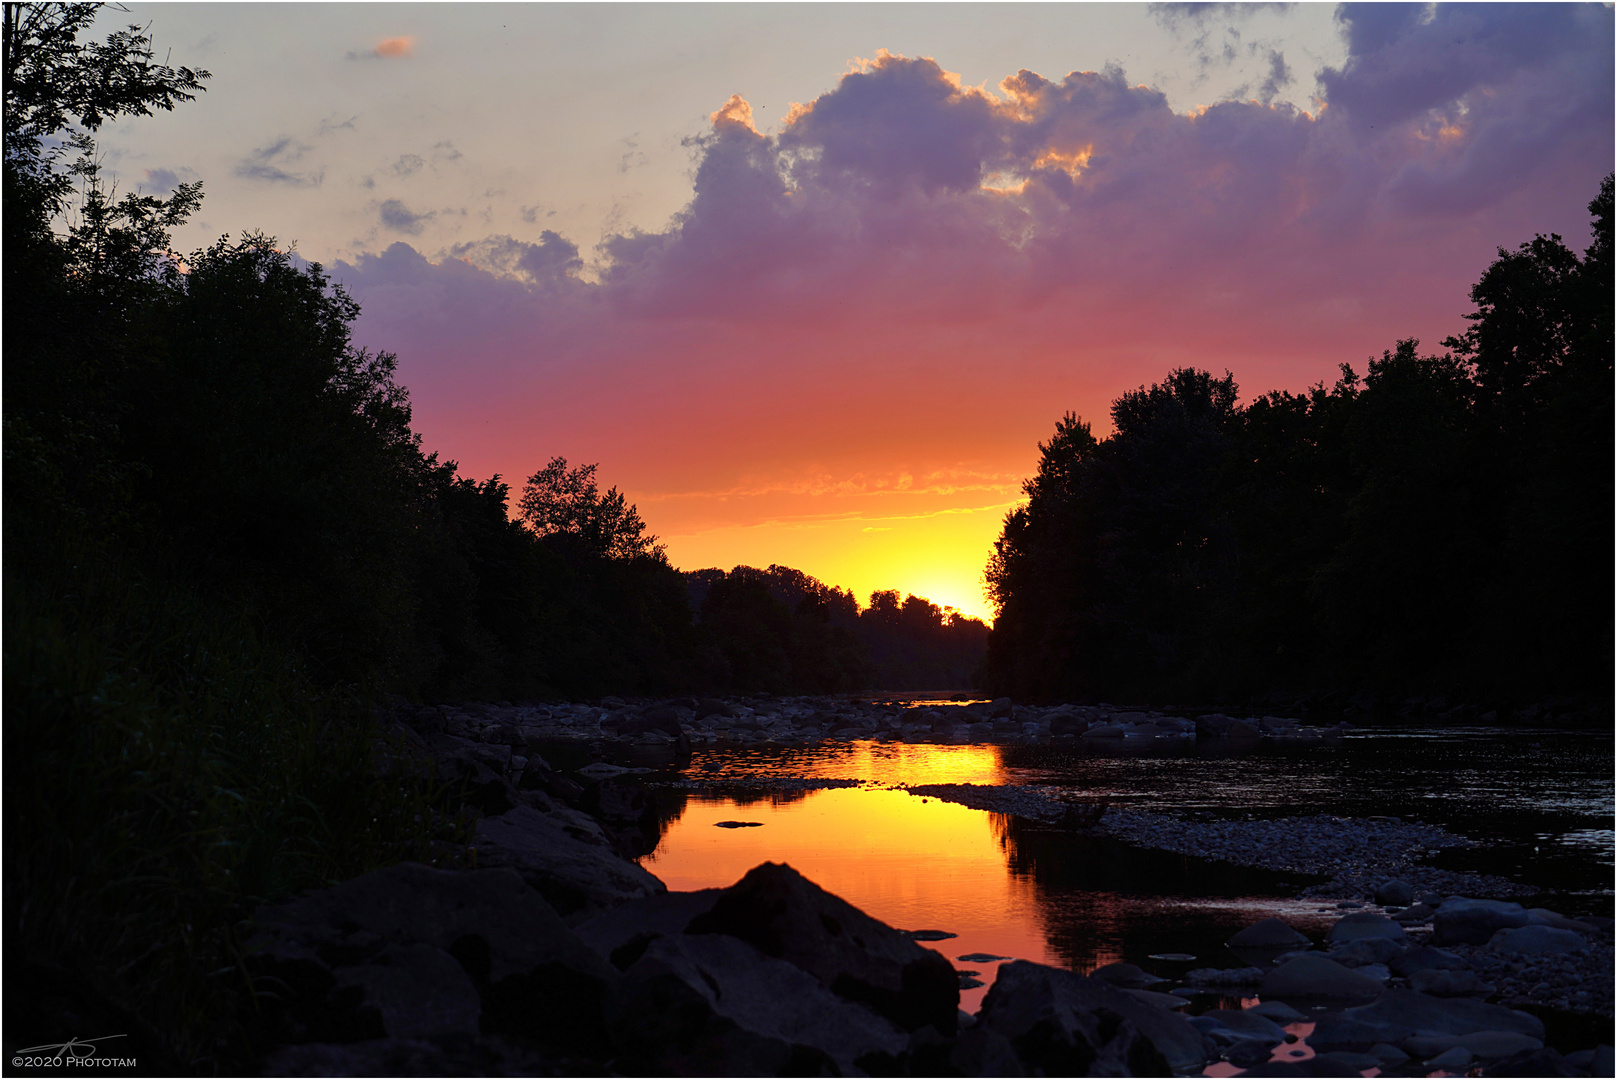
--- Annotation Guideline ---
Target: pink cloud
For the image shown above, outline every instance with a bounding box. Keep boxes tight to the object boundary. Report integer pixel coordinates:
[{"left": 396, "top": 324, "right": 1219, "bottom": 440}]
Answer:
[{"left": 330, "top": 4, "right": 1612, "bottom": 577}]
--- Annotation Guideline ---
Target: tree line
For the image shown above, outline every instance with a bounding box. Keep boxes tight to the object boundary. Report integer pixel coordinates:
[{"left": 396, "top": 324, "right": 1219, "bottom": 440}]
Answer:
[{"left": 983, "top": 177, "right": 1613, "bottom": 714}]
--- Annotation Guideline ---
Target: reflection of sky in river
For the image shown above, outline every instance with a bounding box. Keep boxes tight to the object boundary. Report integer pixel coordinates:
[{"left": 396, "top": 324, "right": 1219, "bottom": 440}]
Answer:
[{"left": 644, "top": 732, "right": 1612, "bottom": 1008}]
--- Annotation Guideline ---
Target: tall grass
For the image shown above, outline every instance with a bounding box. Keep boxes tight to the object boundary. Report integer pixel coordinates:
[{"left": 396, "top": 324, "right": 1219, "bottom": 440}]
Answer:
[{"left": 4, "top": 526, "right": 442, "bottom": 1069}]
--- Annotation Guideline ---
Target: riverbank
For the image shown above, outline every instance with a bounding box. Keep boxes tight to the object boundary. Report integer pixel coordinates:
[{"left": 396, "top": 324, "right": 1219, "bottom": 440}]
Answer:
[{"left": 225, "top": 695, "right": 1614, "bottom": 1075}]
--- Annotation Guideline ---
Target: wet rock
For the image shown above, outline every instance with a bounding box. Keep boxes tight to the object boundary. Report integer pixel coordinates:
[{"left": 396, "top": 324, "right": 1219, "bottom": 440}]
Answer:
[
  {"left": 974, "top": 960, "right": 1207, "bottom": 1076},
  {"left": 1488, "top": 925, "right": 1588, "bottom": 955},
  {"left": 1409, "top": 968, "right": 1495, "bottom": 997},
  {"left": 1327, "top": 912, "right": 1405, "bottom": 944},
  {"left": 1482, "top": 1046, "right": 1583, "bottom": 1076},
  {"left": 1122, "top": 989, "right": 1190, "bottom": 1009},
  {"left": 1389, "top": 944, "right": 1469, "bottom": 977},
  {"left": 573, "top": 889, "right": 723, "bottom": 970},
  {"left": 1522, "top": 908, "right": 1591, "bottom": 933},
  {"left": 1374, "top": 879, "right": 1415, "bottom": 907},
  {"left": 1259, "top": 953, "right": 1385, "bottom": 1000},
  {"left": 1427, "top": 1046, "right": 1474, "bottom": 1070},
  {"left": 1368, "top": 1042, "right": 1409, "bottom": 1067},
  {"left": 1457, "top": 1031, "right": 1545, "bottom": 1058},
  {"left": 1332, "top": 988, "right": 1544, "bottom": 1043},
  {"left": 330, "top": 944, "right": 481, "bottom": 1039},
  {"left": 245, "top": 863, "right": 618, "bottom": 1052},
  {"left": 474, "top": 805, "right": 666, "bottom": 923},
  {"left": 1326, "top": 936, "right": 1405, "bottom": 967},
  {"left": 1392, "top": 902, "right": 1436, "bottom": 923},
  {"left": 1185, "top": 966, "right": 1265, "bottom": 987},
  {"left": 1562, "top": 1045, "right": 1614, "bottom": 1076},
  {"left": 947, "top": 1026, "right": 1028, "bottom": 1076},
  {"left": 1246, "top": 1000, "right": 1306, "bottom": 1023},
  {"left": 1432, "top": 898, "right": 1530, "bottom": 946},
  {"left": 1090, "top": 962, "right": 1160, "bottom": 990},
  {"left": 604, "top": 932, "right": 908, "bottom": 1076},
  {"left": 1229, "top": 918, "right": 1311, "bottom": 949},
  {"left": 1317, "top": 1050, "right": 1382, "bottom": 1072},
  {"left": 1200, "top": 1008, "right": 1287, "bottom": 1044},
  {"left": 683, "top": 861, "right": 959, "bottom": 1034},
  {"left": 262, "top": 1036, "right": 561, "bottom": 1077}
]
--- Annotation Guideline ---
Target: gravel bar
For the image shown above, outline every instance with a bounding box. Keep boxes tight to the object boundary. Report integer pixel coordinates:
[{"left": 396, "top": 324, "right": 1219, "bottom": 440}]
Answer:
[{"left": 900, "top": 782, "right": 1533, "bottom": 900}]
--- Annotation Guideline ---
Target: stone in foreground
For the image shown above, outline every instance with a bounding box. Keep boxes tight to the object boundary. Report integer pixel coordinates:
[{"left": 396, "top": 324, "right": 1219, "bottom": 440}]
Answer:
[{"left": 974, "top": 960, "right": 1207, "bottom": 1075}]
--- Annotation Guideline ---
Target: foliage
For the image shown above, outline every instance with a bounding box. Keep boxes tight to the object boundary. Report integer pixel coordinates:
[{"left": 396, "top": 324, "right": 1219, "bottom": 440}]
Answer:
[
  {"left": 983, "top": 177, "right": 1614, "bottom": 709},
  {"left": 518, "top": 455, "right": 664, "bottom": 562}
]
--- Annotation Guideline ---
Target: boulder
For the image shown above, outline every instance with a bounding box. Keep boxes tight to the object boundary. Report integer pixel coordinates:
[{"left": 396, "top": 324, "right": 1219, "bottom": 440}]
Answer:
[
  {"left": 1389, "top": 945, "right": 1469, "bottom": 978},
  {"left": 1224, "top": 720, "right": 1262, "bottom": 739},
  {"left": 574, "top": 889, "right": 723, "bottom": 970},
  {"left": 1090, "top": 962, "right": 1159, "bottom": 990},
  {"left": 1246, "top": 1000, "right": 1306, "bottom": 1023},
  {"left": 1331, "top": 988, "right": 1544, "bottom": 1044},
  {"left": 1456, "top": 1031, "right": 1544, "bottom": 1059},
  {"left": 1523, "top": 908, "right": 1592, "bottom": 933},
  {"left": 605, "top": 932, "right": 908, "bottom": 1076},
  {"left": 1200, "top": 1008, "right": 1287, "bottom": 1044},
  {"left": 330, "top": 944, "right": 481, "bottom": 1039},
  {"left": 1373, "top": 879, "right": 1415, "bottom": 907},
  {"left": 1432, "top": 899, "right": 1529, "bottom": 946},
  {"left": 1327, "top": 912, "right": 1405, "bottom": 945},
  {"left": 988, "top": 698, "right": 1014, "bottom": 719},
  {"left": 1326, "top": 936, "right": 1404, "bottom": 967},
  {"left": 1408, "top": 968, "right": 1494, "bottom": 997},
  {"left": 245, "top": 863, "right": 618, "bottom": 1050},
  {"left": 683, "top": 862, "right": 958, "bottom": 1034},
  {"left": 1482, "top": 1046, "right": 1582, "bottom": 1076},
  {"left": 1079, "top": 724, "right": 1125, "bottom": 739},
  {"left": 974, "top": 960, "right": 1208, "bottom": 1076},
  {"left": 1259, "top": 954, "right": 1385, "bottom": 1001},
  {"left": 1229, "top": 918, "right": 1310, "bottom": 949},
  {"left": 475, "top": 804, "right": 666, "bottom": 922},
  {"left": 1487, "top": 925, "right": 1588, "bottom": 955}
]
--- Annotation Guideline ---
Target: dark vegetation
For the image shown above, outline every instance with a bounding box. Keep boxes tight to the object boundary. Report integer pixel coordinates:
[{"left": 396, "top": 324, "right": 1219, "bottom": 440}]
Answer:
[
  {"left": 984, "top": 176, "right": 1614, "bottom": 716},
  {"left": 4, "top": 7, "right": 982, "bottom": 1065}
]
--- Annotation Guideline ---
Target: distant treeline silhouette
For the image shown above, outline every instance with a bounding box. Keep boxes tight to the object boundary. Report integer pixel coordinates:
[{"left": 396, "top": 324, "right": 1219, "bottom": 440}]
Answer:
[{"left": 984, "top": 176, "right": 1613, "bottom": 712}]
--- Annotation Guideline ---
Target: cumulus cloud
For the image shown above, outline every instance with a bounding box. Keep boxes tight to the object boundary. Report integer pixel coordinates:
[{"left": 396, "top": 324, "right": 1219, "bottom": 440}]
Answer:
[
  {"left": 332, "top": 11, "right": 1612, "bottom": 509},
  {"left": 235, "top": 137, "right": 322, "bottom": 185}
]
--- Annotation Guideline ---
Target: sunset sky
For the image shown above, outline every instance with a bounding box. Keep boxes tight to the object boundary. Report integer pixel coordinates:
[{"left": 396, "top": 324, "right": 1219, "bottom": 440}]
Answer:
[{"left": 90, "top": 3, "right": 1614, "bottom": 621}]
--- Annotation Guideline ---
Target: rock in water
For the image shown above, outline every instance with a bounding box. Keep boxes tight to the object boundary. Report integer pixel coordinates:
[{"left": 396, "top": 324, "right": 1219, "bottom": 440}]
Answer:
[
  {"left": 683, "top": 862, "right": 960, "bottom": 1034},
  {"left": 1431, "top": 898, "right": 1529, "bottom": 945},
  {"left": 1327, "top": 912, "right": 1405, "bottom": 944},
  {"left": 973, "top": 960, "right": 1207, "bottom": 1075},
  {"left": 474, "top": 804, "right": 665, "bottom": 922},
  {"left": 1228, "top": 917, "right": 1310, "bottom": 949},
  {"left": 1259, "top": 953, "right": 1385, "bottom": 1000}
]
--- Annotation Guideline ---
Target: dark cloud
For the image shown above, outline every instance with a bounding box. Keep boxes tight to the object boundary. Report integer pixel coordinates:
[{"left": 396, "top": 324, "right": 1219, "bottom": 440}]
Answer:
[
  {"left": 392, "top": 153, "right": 425, "bottom": 177},
  {"left": 379, "top": 199, "right": 433, "bottom": 234},
  {"left": 447, "top": 232, "right": 582, "bottom": 285},
  {"left": 1257, "top": 48, "right": 1293, "bottom": 103},
  {"left": 1149, "top": 3, "right": 1293, "bottom": 29},
  {"left": 143, "top": 167, "right": 181, "bottom": 194},
  {"left": 337, "top": 17, "right": 1611, "bottom": 373},
  {"left": 319, "top": 115, "right": 359, "bottom": 137},
  {"left": 234, "top": 137, "right": 322, "bottom": 185}
]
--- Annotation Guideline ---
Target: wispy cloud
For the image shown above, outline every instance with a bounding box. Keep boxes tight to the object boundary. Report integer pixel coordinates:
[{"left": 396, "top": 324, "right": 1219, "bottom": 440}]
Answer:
[
  {"left": 234, "top": 138, "right": 322, "bottom": 185},
  {"left": 378, "top": 199, "right": 434, "bottom": 234}
]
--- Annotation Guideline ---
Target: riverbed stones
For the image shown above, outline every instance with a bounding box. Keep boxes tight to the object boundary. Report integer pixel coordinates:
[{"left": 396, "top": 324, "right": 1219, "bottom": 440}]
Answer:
[
  {"left": 1488, "top": 925, "right": 1588, "bottom": 955},
  {"left": 604, "top": 932, "right": 909, "bottom": 1076},
  {"left": 474, "top": 804, "right": 666, "bottom": 922},
  {"left": 1230, "top": 918, "right": 1311, "bottom": 949},
  {"left": 1259, "top": 953, "right": 1385, "bottom": 1000},
  {"left": 683, "top": 861, "right": 959, "bottom": 1034},
  {"left": 1331, "top": 988, "right": 1544, "bottom": 1042},
  {"left": 1432, "top": 898, "right": 1530, "bottom": 945},
  {"left": 1374, "top": 878, "right": 1415, "bottom": 907},
  {"left": 244, "top": 863, "right": 619, "bottom": 1052},
  {"left": 1327, "top": 912, "right": 1405, "bottom": 944},
  {"left": 974, "top": 960, "right": 1207, "bottom": 1075},
  {"left": 1326, "top": 935, "right": 1405, "bottom": 967}
]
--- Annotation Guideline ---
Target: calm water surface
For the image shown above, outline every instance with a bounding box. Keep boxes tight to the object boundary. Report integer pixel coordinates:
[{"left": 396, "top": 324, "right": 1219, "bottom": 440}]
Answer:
[{"left": 631, "top": 729, "right": 1612, "bottom": 1010}]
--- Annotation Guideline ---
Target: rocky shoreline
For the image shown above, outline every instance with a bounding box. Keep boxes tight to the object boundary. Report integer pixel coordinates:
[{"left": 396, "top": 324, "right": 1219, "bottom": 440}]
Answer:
[{"left": 233, "top": 695, "right": 1614, "bottom": 1075}]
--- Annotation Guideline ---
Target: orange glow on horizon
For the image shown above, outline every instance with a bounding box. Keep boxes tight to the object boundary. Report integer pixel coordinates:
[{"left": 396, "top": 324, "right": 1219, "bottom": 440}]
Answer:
[{"left": 660, "top": 500, "right": 1012, "bottom": 624}]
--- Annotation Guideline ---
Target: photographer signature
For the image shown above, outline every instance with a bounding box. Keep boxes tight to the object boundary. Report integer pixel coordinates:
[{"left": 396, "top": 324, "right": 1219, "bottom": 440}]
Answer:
[{"left": 15, "top": 1034, "right": 126, "bottom": 1057}]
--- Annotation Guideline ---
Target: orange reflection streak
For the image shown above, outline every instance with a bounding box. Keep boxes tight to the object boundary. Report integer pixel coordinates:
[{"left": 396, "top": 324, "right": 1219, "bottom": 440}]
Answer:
[
  {"left": 789, "top": 741, "right": 1007, "bottom": 787},
  {"left": 643, "top": 786, "right": 1050, "bottom": 1011}
]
